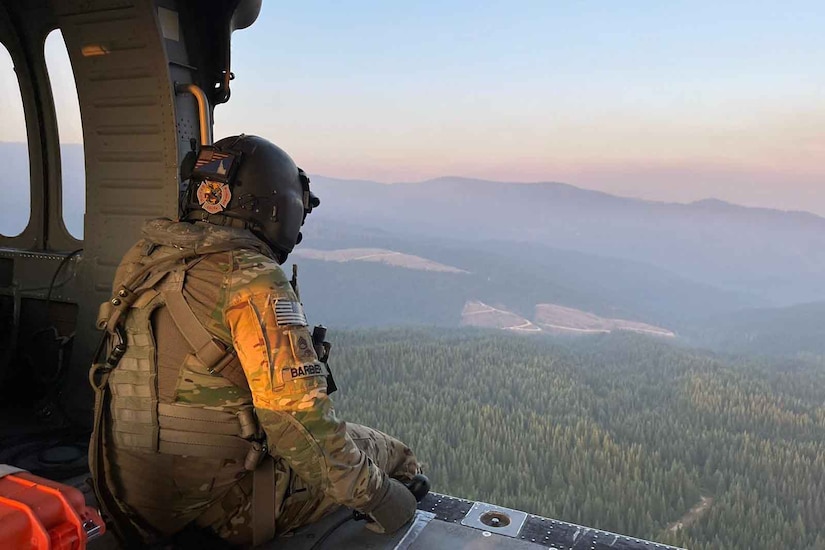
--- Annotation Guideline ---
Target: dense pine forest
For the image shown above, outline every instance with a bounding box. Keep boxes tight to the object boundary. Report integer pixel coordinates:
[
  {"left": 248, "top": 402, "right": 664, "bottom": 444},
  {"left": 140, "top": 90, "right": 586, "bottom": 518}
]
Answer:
[{"left": 329, "top": 329, "right": 825, "bottom": 549}]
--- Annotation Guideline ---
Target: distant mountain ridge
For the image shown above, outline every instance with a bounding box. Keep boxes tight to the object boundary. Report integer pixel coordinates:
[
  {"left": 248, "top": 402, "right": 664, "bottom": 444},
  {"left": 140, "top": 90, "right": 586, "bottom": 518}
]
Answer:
[
  {"left": 315, "top": 174, "right": 825, "bottom": 228},
  {"left": 4, "top": 142, "right": 825, "bottom": 356},
  {"left": 309, "top": 174, "right": 825, "bottom": 306}
]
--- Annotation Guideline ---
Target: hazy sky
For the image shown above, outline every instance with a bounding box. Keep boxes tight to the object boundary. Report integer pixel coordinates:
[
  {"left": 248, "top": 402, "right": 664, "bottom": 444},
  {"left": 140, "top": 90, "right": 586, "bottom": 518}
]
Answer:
[{"left": 3, "top": 1, "right": 825, "bottom": 213}]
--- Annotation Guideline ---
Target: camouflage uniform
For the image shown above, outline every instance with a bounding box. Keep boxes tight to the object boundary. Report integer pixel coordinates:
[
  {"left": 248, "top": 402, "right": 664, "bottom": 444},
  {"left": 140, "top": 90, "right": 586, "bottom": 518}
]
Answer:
[{"left": 101, "top": 219, "right": 419, "bottom": 545}]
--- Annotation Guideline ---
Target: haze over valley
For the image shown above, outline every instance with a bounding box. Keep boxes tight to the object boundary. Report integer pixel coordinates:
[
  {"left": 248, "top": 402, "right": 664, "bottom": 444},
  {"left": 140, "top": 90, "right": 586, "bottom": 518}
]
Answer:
[
  {"left": 296, "top": 174, "right": 825, "bottom": 356},
  {"left": 4, "top": 143, "right": 825, "bottom": 356}
]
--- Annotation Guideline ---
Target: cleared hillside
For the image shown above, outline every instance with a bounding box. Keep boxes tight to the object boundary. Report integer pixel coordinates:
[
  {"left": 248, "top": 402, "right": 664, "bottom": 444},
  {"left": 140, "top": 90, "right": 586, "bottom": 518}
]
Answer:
[
  {"left": 460, "top": 300, "right": 674, "bottom": 337},
  {"left": 292, "top": 247, "right": 468, "bottom": 273},
  {"left": 534, "top": 304, "right": 675, "bottom": 337},
  {"left": 460, "top": 300, "right": 541, "bottom": 332}
]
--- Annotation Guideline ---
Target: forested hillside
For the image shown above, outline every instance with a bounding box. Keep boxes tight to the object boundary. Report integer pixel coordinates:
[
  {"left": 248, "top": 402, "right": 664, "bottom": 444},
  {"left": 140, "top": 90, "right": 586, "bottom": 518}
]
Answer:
[
  {"left": 686, "top": 301, "right": 825, "bottom": 357},
  {"left": 330, "top": 329, "right": 825, "bottom": 549}
]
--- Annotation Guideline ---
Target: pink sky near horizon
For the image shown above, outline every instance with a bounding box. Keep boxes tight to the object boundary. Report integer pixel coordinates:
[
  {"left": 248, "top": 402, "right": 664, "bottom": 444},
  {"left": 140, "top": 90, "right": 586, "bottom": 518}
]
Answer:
[
  {"left": 233, "top": 105, "right": 825, "bottom": 213},
  {"left": 2, "top": 3, "right": 824, "bottom": 216}
]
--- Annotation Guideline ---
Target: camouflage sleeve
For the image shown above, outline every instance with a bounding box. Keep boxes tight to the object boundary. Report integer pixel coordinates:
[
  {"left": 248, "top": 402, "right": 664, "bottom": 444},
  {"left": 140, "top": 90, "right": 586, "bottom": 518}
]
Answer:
[{"left": 223, "top": 252, "right": 387, "bottom": 511}]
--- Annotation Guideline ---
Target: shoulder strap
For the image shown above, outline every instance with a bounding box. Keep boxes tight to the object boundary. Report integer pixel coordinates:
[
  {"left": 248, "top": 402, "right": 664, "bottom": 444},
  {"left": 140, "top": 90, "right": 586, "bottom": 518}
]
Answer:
[
  {"left": 252, "top": 456, "right": 277, "bottom": 545},
  {"left": 162, "top": 285, "right": 250, "bottom": 392}
]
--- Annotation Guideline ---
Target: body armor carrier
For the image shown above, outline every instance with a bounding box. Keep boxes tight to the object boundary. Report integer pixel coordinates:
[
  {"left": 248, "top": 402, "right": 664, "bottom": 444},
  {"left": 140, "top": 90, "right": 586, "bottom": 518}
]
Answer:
[{"left": 89, "top": 219, "right": 278, "bottom": 545}]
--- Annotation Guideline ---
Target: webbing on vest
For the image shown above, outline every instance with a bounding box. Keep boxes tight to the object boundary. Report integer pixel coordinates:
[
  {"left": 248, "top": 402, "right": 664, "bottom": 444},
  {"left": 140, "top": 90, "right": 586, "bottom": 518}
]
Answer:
[
  {"left": 89, "top": 358, "right": 157, "bottom": 548},
  {"left": 108, "top": 292, "right": 162, "bottom": 451},
  {"left": 157, "top": 403, "right": 250, "bottom": 460},
  {"left": 158, "top": 403, "right": 278, "bottom": 546},
  {"left": 91, "top": 242, "right": 278, "bottom": 545}
]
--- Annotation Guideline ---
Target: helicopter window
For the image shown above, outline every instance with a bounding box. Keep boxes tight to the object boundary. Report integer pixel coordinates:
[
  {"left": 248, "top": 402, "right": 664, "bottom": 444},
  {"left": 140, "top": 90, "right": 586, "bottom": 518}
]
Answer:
[
  {"left": 45, "top": 29, "right": 85, "bottom": 240},
  {"left": 0, "top": 43, "right": 31, "bottom": 237}
]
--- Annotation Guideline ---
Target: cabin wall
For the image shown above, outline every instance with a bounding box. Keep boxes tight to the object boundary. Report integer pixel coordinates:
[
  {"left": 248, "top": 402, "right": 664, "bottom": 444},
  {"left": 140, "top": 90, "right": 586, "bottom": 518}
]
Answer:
[
  {"left": 0, "top": 0, "right": 206, "bottom": 423},
  {"left": 0, "top": 0, "right": 59, "bottom": 251}
]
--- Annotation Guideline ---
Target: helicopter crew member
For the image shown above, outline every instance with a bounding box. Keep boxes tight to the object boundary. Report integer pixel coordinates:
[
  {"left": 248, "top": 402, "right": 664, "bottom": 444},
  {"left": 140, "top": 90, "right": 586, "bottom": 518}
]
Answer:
[{"left": 90, "top": 135, "right": 421, "bottom": 546}]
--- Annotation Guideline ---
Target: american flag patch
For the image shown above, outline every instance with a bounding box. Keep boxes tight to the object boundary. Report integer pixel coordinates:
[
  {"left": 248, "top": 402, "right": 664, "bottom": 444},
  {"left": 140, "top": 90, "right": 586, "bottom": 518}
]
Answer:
[{"left": 273, "top": 299, "right": 308, "bottom": 326}]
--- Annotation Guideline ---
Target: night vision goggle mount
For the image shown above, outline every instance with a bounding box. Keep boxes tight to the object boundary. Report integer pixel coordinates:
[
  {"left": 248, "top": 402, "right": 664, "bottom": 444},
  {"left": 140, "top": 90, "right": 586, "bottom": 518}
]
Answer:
[{"left": 181, "top": 137, "right": 320, "bottom": 227}]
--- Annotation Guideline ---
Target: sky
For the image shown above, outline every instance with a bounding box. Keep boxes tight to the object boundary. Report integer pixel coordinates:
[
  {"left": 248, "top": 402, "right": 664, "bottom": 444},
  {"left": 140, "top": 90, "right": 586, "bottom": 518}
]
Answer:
[{"left": 3, "top": 1, "right": 825, "bottom": 214}]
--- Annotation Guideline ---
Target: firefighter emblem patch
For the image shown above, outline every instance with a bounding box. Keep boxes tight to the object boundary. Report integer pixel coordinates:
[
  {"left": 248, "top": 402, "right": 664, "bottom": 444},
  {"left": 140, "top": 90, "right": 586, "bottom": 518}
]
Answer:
[{"left": 196, "top": 180, "right": 232, "bottom": 214}]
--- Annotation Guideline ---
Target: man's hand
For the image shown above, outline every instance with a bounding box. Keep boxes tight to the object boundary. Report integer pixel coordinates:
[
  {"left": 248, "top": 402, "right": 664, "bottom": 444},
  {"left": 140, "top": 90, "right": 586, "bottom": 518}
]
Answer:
[{"left": 362, "top": 478, "right": 417, "bottom": 534}]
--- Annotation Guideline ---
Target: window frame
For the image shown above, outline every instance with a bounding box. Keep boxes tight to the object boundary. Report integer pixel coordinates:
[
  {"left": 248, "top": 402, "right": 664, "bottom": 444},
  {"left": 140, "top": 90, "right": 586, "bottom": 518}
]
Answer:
[
  {"left": 0, "top": 6, "right": 83, "bottom": 252},
  {"left": 0, "top": 40, "right": 32, "bottom": 239},
  {"left": 44, "top": 27, "right": 85, "bottom": 242}
]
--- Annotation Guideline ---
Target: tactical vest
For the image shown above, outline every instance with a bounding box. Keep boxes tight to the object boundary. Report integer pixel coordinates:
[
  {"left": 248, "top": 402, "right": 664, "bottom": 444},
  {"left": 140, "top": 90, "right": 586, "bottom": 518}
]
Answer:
[{"left": 89, "top": 219, "right": 281, "bottom": 546}]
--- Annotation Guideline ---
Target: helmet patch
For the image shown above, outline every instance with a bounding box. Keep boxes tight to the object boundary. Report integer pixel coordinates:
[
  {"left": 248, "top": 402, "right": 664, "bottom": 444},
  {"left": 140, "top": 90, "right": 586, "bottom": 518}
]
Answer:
[{"left": 196, "top": 180, "right": 232, "bottom": 214}]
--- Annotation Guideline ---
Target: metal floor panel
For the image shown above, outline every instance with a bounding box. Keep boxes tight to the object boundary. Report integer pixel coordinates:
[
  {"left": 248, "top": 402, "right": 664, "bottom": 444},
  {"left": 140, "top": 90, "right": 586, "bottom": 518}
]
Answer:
[
  {"left": 273, "top": 492, "right": 684, "bottom": 550},
  {"left": 271, "top": 507, "right": 542, "bottom": 550},
  {"left": 411, "top": 519, "right": 547, "bottom": 550},
  {"left": 37, "top": 457, "right": 682, "bottom": 550}
]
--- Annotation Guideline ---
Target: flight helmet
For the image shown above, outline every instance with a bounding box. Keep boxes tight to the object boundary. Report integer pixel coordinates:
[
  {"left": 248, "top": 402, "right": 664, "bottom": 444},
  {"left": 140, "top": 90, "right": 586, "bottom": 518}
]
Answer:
[{"left": 180, "top": 135, "right": 319, "bottom": 262}]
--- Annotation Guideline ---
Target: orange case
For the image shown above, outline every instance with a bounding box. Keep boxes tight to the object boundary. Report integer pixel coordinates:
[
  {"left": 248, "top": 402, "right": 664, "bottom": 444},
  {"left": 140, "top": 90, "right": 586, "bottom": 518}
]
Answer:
[{"left": 0, "top": 469, "right": 106, "bottom": 550}]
